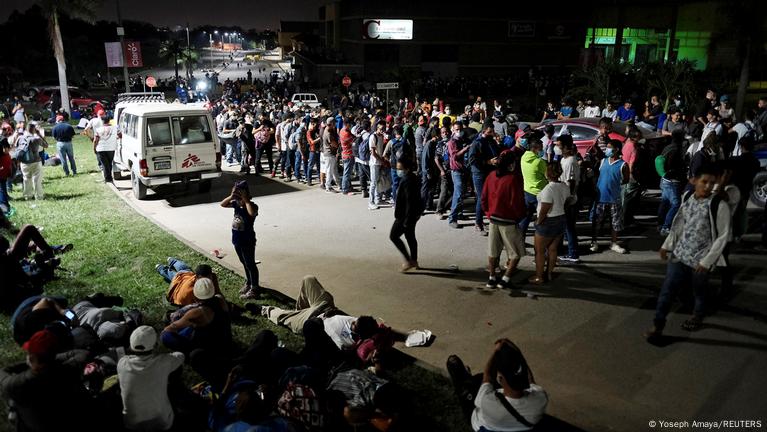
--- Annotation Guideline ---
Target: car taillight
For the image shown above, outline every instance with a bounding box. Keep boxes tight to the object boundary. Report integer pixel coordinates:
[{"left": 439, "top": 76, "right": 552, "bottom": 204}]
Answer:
[
  {"left": 215, "top": 152, "right": 222, "bottom": 171},
  {"left": 139, "top": 159, "right": 148, "bottom": 177}
]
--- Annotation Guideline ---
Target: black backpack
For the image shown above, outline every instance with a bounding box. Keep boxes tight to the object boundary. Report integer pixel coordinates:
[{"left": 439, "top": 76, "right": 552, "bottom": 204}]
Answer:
[{"left": 681, "top": 190, "right": 723, "bottom": 238}]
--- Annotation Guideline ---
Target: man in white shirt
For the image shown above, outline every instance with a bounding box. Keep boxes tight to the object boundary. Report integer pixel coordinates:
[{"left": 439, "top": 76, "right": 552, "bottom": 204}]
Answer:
[
  {"left": 583, "top": 99, "right": 601, "bottom": 118},
  {"left": 728, "top": 110, "right": 756, "bottom": 157},
  {"left": 448, "top": 338, "right": 548, "bottom": 432},
  {"left": 368, "top": 121, "right": 387, "bottom": 210},
  {"left": 93, "top": 117, "right": 119, "bottom": 183},
  {"left": 118, "top": 326, "right": 184, "bottom": 432}
]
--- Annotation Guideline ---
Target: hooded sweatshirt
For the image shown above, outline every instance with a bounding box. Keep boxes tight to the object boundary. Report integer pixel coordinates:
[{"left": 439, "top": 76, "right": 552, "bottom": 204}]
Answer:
[
  {"left": 521, "top": 150, "right": 548, "bottom": 195},
  {"left": 117, "top": 352, "right": 184, "bottom": 431}
]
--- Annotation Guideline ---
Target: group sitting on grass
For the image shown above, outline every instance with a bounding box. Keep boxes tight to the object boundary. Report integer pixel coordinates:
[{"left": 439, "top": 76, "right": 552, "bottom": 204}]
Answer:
[{"left": 0, "top": 218, "right": 546, "bottom": 432}]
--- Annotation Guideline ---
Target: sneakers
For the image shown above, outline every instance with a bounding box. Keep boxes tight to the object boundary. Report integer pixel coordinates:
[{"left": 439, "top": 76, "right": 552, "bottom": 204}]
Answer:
[
  {"left": 260, "top": 305, "right": 273, "bottom": 317},
  {"left": 239, "top": 283, "right": 251, "bottom": 295},
  {"left": 659, "top": 227, "right": 670, "bottom": 236},
  {"left": 486, "top": 277, "right": 497, "bottom": 288},
  {"left": 240, "top": 288, "right": 259, "bottom": 300},
  {"left": 270, "top": 171, "right": 276, "bottom": 178},
  {"left": 496, "top": 279, "right": 512, "bottom": 290},
  {"left": 449, "top": 221, "right": 460, "bottom": 229},
  {"left": 325, "top": 187, "right": 337, "bottom": 193},
  {"left": 610, "top": 242, "right": 627, "bottom": 254},
  {"left": 368, "top": 203, "right": 379, "bottom": 210},
  {"left": 558, "top": 255, "right": 581, "bottom": 264},
  {"left": 589, "top": 241, "right": 599, "bottom": 253}
]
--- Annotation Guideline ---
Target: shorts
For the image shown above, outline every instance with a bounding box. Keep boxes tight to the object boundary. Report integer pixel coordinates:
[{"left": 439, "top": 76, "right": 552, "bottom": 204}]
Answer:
[
  {"left": 535, "top": 214, "right": 566, "bottom": 238},
  {"left": 488, "top": 222, "right": 526, "bottom": 260},
  {"left": 320, "top": 153, "right": 328, "bottom": 174},
  {"left": 594, "top": 202, "right": 623, "bottom": 232}
]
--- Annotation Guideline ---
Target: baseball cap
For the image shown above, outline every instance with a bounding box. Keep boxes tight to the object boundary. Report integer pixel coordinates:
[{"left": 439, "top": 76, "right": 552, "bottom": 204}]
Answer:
[
  {"left": 129, "top": 325, "right": 157, "bottom": 353},
  {"left": 193, "top": 277, "right": 215, "bottom": 300},
  {"left": 55, "top": 115, "right": 64, "bottom": 122},
  {"left": 325, "top": 117, "right": 334, "bottom": 125},
  {"left": 96, "top": 110, "right": 106, "bottom": 117},
  {"left": 385, "top": 114, "right": 394, "bottom": 123},
  {"left": 22, "top": 329, "right": 60, "bottom": 356}
]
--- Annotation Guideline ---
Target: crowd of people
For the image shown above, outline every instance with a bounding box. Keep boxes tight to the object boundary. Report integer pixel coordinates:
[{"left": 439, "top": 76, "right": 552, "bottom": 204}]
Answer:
[{"left": 1, "top": 62, "right": 767, "bottom": 431}]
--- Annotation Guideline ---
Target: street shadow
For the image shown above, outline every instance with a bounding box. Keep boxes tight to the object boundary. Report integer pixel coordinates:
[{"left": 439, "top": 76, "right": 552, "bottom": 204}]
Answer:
[
  {"left": 153, "top": 171, "right": 306, "bottom": 208},
  {"left": 647, "top": 334, "right": 767, "bottom": 351}
]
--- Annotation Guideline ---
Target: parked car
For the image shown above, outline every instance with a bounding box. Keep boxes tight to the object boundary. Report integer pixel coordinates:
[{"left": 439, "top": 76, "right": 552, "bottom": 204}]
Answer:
[
  {"left": 290, "top": 93, "right": 320, "bottom": 108},
  {"left": 114, "top": 102, "right": 222, "bottom": 200},
  {"left": 36, "top": 87, "right": 108, "bottom": 111},
  {"left": 751, "top": 144, "right": 767, "bottom": 206},
  {"left": 536, "top": 117, "right": 670, "bottom": 187},
  {"left": 23, "top": 81, "right": 60, "bottom": 100}
]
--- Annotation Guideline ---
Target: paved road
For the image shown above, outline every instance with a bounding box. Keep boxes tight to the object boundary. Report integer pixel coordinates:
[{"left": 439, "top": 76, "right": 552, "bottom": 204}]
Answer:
[{"left": 112, "top": 168, "right": 767, "bottom": 432}]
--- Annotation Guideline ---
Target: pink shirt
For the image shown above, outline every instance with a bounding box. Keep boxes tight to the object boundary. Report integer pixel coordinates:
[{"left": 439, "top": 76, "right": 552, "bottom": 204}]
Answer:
[{"left": 622, "top": 139, "right": 637, "bottom": 169}]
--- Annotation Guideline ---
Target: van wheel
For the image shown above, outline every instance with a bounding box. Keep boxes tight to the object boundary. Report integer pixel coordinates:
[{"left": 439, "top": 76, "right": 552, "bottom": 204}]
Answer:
[
  {"left": 131, "top": 170, "right": 148, "bottom": 200},
  {"left": 198, "top": 180, "right": 212, "bottom": 194}
]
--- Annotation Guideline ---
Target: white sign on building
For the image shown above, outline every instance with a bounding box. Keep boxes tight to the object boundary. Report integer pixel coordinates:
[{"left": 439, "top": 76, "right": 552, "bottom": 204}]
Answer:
[{"left": 362, "top": 19, "right": 413, "bottom": 40}]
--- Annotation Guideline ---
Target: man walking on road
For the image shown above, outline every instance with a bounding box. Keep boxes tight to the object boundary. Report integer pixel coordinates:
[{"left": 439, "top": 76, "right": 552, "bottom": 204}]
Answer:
[{"left": 51, "top": 115, "right": 76, "bottom": 176}]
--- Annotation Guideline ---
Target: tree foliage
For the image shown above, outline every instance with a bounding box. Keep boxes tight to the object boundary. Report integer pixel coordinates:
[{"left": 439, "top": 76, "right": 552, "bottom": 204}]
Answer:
[{"left": 638, "top": 60, "right": 698, "bottom": 111}]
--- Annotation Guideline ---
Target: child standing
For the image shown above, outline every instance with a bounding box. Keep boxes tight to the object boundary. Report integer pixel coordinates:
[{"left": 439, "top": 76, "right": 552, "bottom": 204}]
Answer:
[
  {"left": 590, "top": 139, "right": 628, "bottom": 254},
  {"left": 645, "top": 165, "right": 731, "bottom": 340}
]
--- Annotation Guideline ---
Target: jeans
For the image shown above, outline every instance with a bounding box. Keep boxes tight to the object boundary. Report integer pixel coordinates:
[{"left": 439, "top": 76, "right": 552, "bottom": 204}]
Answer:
[
  {"left": 325, "top": 155, "right": 339, "bottom": 190},
  {"left": 356, "top": 162, "right": 369, "bottom": 194},
  {"left": 437, "top": 173, "right": 453, "bottom": 213},
  {"left": 421, "top": 171, "right": 435, "bottom": 211},
  {"left": 449, "top": 170, "right": 464, "bottom": 223},
  {"left": 97, "top": 151, "right": 115, "bottom": 182},
  {"left": 295, "top": 152, "right": 307, "bottom": 181},
  {"left": 391, "top": 168, "right": 400, "bottom": 202},
  {"left": 654, "top": 260, "right": 709, "bottom": 327},
  {"left": 56, "top": 141, "right": 76, "bottom": 175},
  {"left": 369, "top": 164, "right": 382, "bottom": 204},
  {"left": 341, "top": 158, "right": 353, "bottom": 192},
  {"left": 223, "top": 139, "right": 239, "bottom": 164},
  {"left": 621, "top": 179, "right": 641, "bottom": 225},
  {"left": 472, "top": 171, "right": 485, "bottom": 227},
  {"left": 518, "top": 191, "right": 539, "bottom": 237},
  {"left": 390, "top": 219, "right": 418, "bottom": 262},
  {"left": 658, "top": 178, "right": 682, "bottom": 229},
  {"left": 564, "top": 203, "right": 579, "bottom": 258},
  {"left": 282, "top": 149, "right": 296, "bottom": 178},
  {"left": 234, "top": 237, "right": 259, "bottom": 288},
  {"left": 156, "top": 257, "right": 192, "bottom": 283},
  {"left": 253, "top": 146, "right": 270, "bottom": 173},
  {"left": 0, "top": 180, "right": 9, "bottom": 213},
  {"left": 306, "top": 152, "right": 320, "bottom": 184}
]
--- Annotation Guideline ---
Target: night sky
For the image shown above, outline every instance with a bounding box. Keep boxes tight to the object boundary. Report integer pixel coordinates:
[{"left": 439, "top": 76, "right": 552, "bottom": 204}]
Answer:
[{"left": 2, "top": 0, "right": 325, "bottom": 29}]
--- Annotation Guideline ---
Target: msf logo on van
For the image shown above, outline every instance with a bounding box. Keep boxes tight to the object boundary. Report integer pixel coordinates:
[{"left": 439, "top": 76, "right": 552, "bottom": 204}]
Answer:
[{"left": 181, "top": 153, "right": 202, "bottom": 168}]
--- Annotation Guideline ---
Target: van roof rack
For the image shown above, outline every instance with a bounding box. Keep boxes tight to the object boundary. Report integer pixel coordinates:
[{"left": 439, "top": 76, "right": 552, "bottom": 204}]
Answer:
[{"left": 117, "top": 92, "right": 168, "bottom": 104}]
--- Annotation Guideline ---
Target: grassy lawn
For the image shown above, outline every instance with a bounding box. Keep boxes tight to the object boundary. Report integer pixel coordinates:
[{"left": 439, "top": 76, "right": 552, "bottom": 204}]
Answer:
[{"left": 0, "top": 133, "right": 466, "bottom": 431}]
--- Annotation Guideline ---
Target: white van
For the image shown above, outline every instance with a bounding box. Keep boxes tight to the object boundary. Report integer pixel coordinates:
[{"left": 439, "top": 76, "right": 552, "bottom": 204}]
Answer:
[
  {"left": 114, "top": 103, "right": 222, "bottom": 200},
  {"left": 290, "top": 93, "right": 320, "bottom": 108}
]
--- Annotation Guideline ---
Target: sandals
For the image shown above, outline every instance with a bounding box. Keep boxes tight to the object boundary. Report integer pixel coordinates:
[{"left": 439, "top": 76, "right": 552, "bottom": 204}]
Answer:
[
  {"left": 681, "top": 316, "right": 703, "bottom": 332},
  {"left": 527, "top": 276, "right": 545, "bottom": 285}
]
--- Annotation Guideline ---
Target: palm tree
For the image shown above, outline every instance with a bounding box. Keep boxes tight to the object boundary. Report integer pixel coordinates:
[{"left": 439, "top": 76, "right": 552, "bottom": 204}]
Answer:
[
  {"left": 570, "top": 60, "right": 633, "bottom": 107},
  {"left": 40, "top": 0, "right": 100, "bottom": 114},
  {"left": 158, "top": 39, "right": 183, "bottom": 83},
  {"left": 179, "top": 47, "right": 199, "bottom": 80},
  {"left": 639, "top": 60, "right": 698, "bottom": 112}
]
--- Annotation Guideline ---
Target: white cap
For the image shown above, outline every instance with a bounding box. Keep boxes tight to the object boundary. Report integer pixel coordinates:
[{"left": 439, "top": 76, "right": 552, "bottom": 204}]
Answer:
[
  {"left": 193, "top": 278, "right": 215, "bottom": 300},
  {"left": 129, "top": 325, "right": 157, "bottom": 353}
]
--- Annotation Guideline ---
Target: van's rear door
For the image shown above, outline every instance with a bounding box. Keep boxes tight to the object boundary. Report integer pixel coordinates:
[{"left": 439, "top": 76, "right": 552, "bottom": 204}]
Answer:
[
  {"left": 144, "top": 116, "right": 176, "bottom": 176},
  {"left": 171, "top": 114, "right": 217, "bottom": 174}
]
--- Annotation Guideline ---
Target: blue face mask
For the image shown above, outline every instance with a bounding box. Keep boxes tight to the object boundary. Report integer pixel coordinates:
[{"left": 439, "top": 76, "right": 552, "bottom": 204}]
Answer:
[
  {"left": 519, "top": 138, "right": 528, "bottom": 149},
  {"left": 605, "top": 148, "right": 614, "bottom": 158},
  {"left": 396, "top": 169, "right": 406, "bottom": 178}
]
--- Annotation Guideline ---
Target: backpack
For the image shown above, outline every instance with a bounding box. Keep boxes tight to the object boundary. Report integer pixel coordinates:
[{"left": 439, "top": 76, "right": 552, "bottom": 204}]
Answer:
[
  {"left": 358, "top": 132, "right": 371, "bottom": 162},
  {"left": 13, "top": 135, "right": 37, "bottom": 164},
  {"left": 351, "top": 132, "right": 364, "bottom": 159},
  {"left": 654, "top": 155, "right": 666, "bottom": 177},
  {"left": 277, "top": 382, "right": 325, "bottom": 431}
]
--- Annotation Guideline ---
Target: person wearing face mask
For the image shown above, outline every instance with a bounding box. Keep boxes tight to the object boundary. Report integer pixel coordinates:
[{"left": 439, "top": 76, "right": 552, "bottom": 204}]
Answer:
[
  {"left": 556, "top": 135, "right": 581, "bottom": 263},
  {"left": 518, "top": 139, "right": 548, "bottom": 239},
  {"left": 390, "top": 158, "right": 422, "bottom": 272},
  {"left": 447, "top": 123, "right": 470, "bottom": 229},
  {"left": 439, "top": 105, "right": 457, "bottom": 129},
  {"left": 590, "top": 140, "right": 629, "bottom": 254},
  {"left": 467, "top": 126, "right": 500, "bottom": 235}
]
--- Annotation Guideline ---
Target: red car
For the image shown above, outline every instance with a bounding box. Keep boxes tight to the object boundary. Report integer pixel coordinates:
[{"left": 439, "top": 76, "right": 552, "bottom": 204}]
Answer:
[
  {"left": 537, "top": 117, "right": 670, "bottom": 186},
  {"left": 36, "top": 87, "right": 104, "bottom": 111}
]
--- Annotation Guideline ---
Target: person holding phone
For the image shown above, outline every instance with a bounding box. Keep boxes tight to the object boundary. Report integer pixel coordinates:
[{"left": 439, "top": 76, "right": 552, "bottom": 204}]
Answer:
[{"left": 220, "top": 180, "right": 260, "bottom": 299}]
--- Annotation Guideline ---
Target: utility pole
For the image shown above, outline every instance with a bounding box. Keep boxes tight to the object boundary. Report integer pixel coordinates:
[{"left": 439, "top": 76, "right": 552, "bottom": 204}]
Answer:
[
  {"left": 116, "top": 0, "right": 129, "bottom": 93},
  {"left": 186, "top": 23, "right": 191, "bottom": 80}
]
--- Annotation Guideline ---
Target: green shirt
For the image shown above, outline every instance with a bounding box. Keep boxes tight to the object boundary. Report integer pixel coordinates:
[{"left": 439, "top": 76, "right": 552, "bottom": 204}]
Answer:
[{"left": 521, "top": 150, "right": 548, "bottom": 195}]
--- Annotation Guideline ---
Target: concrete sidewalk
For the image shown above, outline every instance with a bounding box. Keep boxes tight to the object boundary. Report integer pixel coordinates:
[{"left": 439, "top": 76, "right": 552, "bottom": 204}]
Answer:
[{"left": 111, "top": 170, "right": 767, "bottom": 432}]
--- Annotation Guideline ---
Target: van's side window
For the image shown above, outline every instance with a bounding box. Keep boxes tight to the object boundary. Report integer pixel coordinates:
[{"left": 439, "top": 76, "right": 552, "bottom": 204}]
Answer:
[
  {"left": 172, "top": 116, "right": 212, "bottom": 144},
  {"left": 146, "top": 117, "right": 173, "bottom": 146}
]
